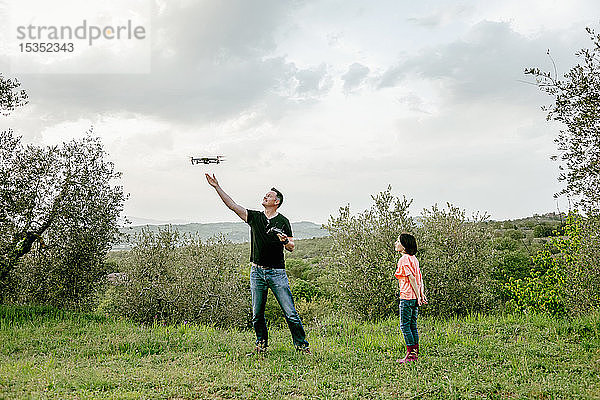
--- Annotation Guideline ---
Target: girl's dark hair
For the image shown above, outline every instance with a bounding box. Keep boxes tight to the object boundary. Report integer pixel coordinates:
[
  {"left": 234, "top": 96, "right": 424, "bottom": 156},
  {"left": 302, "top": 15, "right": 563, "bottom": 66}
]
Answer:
[{"left": 399, "top": 233, "right": 417, "bottom": 255}]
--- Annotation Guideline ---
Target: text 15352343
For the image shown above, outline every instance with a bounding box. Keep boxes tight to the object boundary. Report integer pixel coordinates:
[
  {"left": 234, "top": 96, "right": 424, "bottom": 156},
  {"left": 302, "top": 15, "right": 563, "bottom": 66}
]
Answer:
[{"left": 19, "top": 42, "right": 74, "bottom": 52}]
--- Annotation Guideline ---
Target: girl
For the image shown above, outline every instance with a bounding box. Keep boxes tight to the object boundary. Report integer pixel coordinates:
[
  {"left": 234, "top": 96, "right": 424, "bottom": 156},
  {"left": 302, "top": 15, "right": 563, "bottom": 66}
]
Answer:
[{"left": 394, "top": 233, "right": 427, "bottom": 364}]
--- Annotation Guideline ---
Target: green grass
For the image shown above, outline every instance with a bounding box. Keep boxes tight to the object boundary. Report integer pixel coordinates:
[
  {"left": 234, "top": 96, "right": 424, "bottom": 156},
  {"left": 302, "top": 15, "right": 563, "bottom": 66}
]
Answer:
[{"left": 0, "top": 306, "right": 599, "bottom": 399}]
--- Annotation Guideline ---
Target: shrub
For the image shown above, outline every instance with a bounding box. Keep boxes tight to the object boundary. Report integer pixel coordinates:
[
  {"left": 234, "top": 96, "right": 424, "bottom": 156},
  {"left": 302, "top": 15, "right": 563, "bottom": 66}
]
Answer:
[
  {"left": 325, "top": 186, "right": 414, "bottom": 320},
  {"left": 291, "top": 278, "right": 321, "bottom": 302},
  {"left": 100, "top": 228, "right": 249, "bottom": 328},
  {"left": 502, "top": 221, "right": 517, "bottom": 230},
  {"left": 6, "top": 229, "right": 112, "bottom": 309},
  {"left": 505, "top": 249, "right": 566, "bottom": 316},
  {"left": 505, "top": 229, "right": 525, "bottom": 240},
  {"left": 533, "top": 224, "right": 555, "bottom": 238},
  {"left": 506, "top": 212, "right": 600, "bottom": 316},
  {"left": 285, "top": 258, "right": 313, "bottom": 281},
  {"left": 417, "top": 203, "right": 501, "bottom": 316},
  {"left": 491, "top": 236, "right": 533, "bottom": 282},
  {"left": 565, "top": 214, "right": 600, "bottom": 313}
]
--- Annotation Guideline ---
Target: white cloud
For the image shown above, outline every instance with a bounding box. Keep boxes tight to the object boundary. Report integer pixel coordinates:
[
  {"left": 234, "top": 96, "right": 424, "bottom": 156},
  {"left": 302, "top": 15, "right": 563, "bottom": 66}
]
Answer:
[
  {"left": 407, "top": 4, "right": 475, "bottom": 28},
  {"left": 3, "top": 0, "right": 598, "bottom": 223},
  {"left": 341, "top": 62, "right": 370, "bottom": 93}
]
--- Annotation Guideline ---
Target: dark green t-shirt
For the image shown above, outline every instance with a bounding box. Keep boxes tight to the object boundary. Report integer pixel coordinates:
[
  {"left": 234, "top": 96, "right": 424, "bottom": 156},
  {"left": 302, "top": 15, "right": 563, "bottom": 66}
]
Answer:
[{"left": 246, "top": 209, "right": 292, "bottom": 269}]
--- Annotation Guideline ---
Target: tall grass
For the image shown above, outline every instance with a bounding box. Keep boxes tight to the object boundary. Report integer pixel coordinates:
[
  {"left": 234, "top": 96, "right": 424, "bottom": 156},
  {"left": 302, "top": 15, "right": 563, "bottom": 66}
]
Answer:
[{"left": 1, "top": 306, "right": 598, "bottom": 399}]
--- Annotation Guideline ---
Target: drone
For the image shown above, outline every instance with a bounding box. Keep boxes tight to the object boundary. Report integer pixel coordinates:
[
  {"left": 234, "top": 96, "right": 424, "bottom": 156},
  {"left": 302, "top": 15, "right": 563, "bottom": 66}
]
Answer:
[{"left": 190, "top": 156, "right": 225, "bottom": 165}]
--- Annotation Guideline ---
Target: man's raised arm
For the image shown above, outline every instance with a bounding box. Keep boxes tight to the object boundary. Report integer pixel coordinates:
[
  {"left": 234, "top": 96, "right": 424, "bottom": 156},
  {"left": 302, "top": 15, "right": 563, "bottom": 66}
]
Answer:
[{"left": 205, "top": 174, "right": 248, "bottom": 222}]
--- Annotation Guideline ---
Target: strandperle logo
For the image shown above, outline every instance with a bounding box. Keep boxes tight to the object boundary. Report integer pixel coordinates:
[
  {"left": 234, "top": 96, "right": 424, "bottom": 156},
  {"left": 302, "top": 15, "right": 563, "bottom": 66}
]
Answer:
[
  {"left": 8, "top": 0, "right": 151, "bottom": 73},
  {"left": 15, "top": 20, "right": 146, "bottom": 46}
]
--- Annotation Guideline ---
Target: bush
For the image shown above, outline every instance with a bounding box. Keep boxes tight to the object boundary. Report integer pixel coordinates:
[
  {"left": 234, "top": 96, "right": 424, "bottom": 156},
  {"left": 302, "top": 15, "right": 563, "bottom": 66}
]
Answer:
[
  {"left": 506, "top": 212, "right": 600, "bottom": 316},
  {"left": 491, "top": 236, "right": 533, "bottom": 282},
  {"left": 291, "top": 278, "right": 321, "bottom": 302},
  {"left": 533, "top": 224, "right": 555, "bottom": 238},
  {"left": 502, "top": 221, "right": 517, "bottom": 230},
  {"left": 505, "top": 229, "right": 525, "bottom": 240},
  {"left": 6, "top": 229, "right": 113, "bottom": 309},
  {"left": 99, "top": 228, "right": 249, "bottom": 328},
  {"left": 505, "top": 249, "right": 566, "bottom": 316},
  {"left": 325, "top": 186, "right": 414, "bottom": 320},
  {"left": 565, "top": 214, "right": 600, "bottom": 313},
  {"left": 417, "top": 204, "right": 501, "bottom": 316},
  {"left": 285, "top": 258, "right": 314, "bottom": 281}
]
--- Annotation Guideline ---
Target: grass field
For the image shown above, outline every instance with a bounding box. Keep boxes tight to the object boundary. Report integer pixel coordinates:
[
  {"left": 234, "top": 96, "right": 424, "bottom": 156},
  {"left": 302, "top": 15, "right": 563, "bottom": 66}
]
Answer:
[{"left": 0, "top": 306, "right": 598, "bottom": 399}]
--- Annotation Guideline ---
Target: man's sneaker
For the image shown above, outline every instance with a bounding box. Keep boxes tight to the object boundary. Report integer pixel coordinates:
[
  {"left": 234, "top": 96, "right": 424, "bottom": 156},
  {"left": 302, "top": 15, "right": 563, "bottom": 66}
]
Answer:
[
  {"left": 247, "top": 342, "right": 268, "bottom": 356},
  {"left": 296, "top": 345, "right": 311, "bottom": 354},
  {"left": 255, "top": 344, "right": 268, "bottom": 354}
]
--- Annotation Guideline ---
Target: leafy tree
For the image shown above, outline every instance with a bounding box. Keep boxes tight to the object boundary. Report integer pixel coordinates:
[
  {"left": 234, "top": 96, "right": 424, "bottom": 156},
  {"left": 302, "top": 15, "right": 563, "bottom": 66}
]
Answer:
[
  {"left": 325, "top": 186, "right": 414, "bottom": 320},
  {"left": 417, "top": 204, "right": 500, "bottom": 316},
  {"left": 505, "top": 212, "right": 599, "bottom": 316},
  {"left": 521, "top": 28, "right": 600, "bottom": 316},
  {"left": 1, "top": 75, "right": 125, "bottom": 304},
  {"left": 1, "top": 130, "right": 126, "bottom": 305},
  {"left": 0, "top": 74, "right": 28, "bottom": 115},
  {"left": 525, "top": 28, "right": 600, "bottom": 213},
  {"left": 533, "top": 223, "right": 555, "bottom": 238}
]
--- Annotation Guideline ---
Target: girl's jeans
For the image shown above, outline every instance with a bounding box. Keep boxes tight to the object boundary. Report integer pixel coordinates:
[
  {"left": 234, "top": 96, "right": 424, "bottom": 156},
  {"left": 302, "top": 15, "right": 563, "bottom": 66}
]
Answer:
[
  {"left": 400, "top": 299, "right": 419, "bottom": 346},
  {"left": 250, "top": 266, "right": 309, "bottom": 348}
]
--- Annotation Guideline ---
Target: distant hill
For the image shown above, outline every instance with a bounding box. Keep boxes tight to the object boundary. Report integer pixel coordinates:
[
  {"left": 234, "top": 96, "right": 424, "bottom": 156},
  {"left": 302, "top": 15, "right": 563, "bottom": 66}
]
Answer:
[
  {"left": 114, "top": 212, "right": 565, "bottom": 251},
  {"left": 115, "top": 221, "right": 328, "bottom": 249}
]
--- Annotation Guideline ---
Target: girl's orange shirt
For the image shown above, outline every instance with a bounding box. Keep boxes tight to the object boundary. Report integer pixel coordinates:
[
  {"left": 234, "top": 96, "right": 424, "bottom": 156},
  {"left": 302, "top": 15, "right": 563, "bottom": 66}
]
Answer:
[{"left": 394, "top": 254, "right": 423, "bottom": 300}]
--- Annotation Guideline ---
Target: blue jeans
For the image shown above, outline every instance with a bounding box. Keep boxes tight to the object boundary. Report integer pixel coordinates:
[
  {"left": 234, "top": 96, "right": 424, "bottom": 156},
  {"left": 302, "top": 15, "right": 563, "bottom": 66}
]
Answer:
[
  {"left": 250, "top": 266, "right": 309, "bottom": 348},
  {"left": 400, "top": 299, "right": 419, "bottom": 346}
]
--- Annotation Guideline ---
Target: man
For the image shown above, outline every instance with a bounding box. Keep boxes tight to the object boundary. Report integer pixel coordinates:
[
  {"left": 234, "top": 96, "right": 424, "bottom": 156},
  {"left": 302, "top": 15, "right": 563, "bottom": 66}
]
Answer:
[{"left": 205, "top": 174, "right": 310, "bottom": 354}]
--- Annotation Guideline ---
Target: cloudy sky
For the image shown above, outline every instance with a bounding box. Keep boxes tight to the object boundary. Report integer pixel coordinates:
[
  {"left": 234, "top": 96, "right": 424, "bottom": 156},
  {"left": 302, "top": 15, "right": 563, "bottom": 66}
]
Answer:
[{"left": 1, "top": 0, "right": 599, "bottom": 224}]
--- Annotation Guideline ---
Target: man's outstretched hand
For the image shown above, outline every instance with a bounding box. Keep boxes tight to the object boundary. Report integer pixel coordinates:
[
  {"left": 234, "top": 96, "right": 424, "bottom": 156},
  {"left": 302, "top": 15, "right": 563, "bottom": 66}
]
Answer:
[
  {"left": 204, "top": 173, "right": 247, "bottom": 222},
  {"left": 205, "top": 173, "right": 219, "bottom": 188}
]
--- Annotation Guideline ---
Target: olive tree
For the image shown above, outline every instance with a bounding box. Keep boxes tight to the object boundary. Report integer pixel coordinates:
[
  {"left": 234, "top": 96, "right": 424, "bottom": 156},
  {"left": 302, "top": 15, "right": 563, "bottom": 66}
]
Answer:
[
  {"left": 1, "top": 75, "right": 125, "bottom": 305},
  {"left": 522, "top": 28, "right": 600, "bottom": 316},
  {"left": 417, "top": 204, "right": 500, "bottom": 316},
  {"left": 0, "top": 73, "right": 28, "bottom": 115},
  {"left": 525, "top": 28, "right": 600, "bottom": 213},
  {"left": 1, "top": 130, "right": 126, "bottom": 305},
  {"left": 325, "top": 186, "right": 414, "bottom": 320}
]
